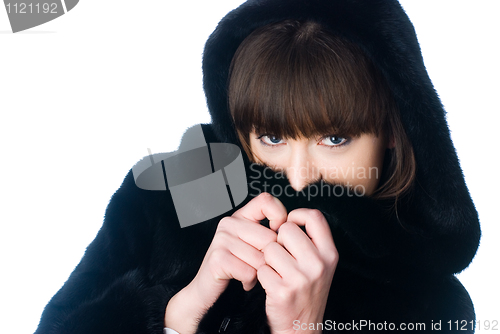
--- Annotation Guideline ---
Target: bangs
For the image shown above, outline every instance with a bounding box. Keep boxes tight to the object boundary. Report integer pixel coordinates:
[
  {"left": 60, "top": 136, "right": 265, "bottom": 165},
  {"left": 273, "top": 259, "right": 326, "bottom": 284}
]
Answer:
[
  {"left": 227, "top": 20, "right": 415, "bottom": 202},
  {"left": 229, "top": 20, "right": 391, "bottom": 140}
]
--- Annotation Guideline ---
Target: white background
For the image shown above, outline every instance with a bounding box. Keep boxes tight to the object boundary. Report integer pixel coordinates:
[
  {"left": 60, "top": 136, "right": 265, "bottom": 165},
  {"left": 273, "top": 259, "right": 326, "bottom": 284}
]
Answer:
[{"left": 0, "top": 1, "right": 498, "bottom": 333}]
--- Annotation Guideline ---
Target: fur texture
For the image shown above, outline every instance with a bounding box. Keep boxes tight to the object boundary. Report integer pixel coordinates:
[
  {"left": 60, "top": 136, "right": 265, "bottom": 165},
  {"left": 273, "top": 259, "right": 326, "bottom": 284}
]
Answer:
[{"left": 35, "top": 0, "right": 480, "bottom": 333}]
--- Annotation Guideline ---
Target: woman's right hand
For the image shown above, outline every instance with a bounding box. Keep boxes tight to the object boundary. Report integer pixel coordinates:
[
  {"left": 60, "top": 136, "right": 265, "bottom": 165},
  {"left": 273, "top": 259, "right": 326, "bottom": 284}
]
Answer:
[{"left": 164, "top": 192, "right": 288, "bottom": 334}]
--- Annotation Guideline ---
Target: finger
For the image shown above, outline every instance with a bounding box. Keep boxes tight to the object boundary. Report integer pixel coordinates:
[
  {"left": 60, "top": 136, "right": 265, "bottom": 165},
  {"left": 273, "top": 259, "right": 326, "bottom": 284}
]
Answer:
[
  {"left": 261, "top": 241, "right": 298, "bottom": 279},
  {"left": 276, "top": 221, "right": 320, "bottom": 264},
  {"left": 232, "top": 192, "right": 287, "bottom": 231},
  {"left": 208, "top": 248, "right": 258, "bottom": 291},
  {"left": 220, "top": 232, "right": 266, "bottom": 269},
  {"left": 257, "top": 264, "right": 282, "bottom": 293},
  {"left": 217, "top": 216, "right": 277, "bottom": 251},
  {"left": 286, "top": 209, "right": 337, "bottom": 260}
]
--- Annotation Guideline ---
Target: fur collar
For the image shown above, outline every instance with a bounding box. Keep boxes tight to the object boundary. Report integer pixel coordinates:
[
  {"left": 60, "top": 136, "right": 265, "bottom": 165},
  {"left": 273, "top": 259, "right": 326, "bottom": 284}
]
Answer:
[{"left": 151, "top": 125, "right": 477, "bottom": 333}]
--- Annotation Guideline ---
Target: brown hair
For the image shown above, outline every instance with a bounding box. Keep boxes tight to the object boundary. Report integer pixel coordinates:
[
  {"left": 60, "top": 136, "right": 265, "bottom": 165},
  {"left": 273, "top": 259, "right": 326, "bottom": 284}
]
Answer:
[{"left": 228, "top": 20, "right": 415, "bottom": 201}]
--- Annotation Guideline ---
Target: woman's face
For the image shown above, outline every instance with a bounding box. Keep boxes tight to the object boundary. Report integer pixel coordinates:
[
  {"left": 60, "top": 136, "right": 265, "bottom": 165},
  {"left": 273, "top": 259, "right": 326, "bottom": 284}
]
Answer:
[{"left": 249, "top": 132, "right": 391, "bottom": 195}]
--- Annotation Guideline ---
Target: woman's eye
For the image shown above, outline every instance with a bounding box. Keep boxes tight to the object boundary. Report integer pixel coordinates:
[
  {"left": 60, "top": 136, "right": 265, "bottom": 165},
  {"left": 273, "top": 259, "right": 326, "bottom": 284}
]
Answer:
[
  {"left": 260, "top": 135, "right": 284, "bottom": 146},
  {"left": 321, "top": 136, "right": 348, "bottom": 147}
]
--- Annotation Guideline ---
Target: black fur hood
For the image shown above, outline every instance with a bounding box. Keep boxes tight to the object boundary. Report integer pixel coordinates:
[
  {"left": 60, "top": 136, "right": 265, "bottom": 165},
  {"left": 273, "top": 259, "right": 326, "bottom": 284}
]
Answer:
[{"left": 202, "top": 0, "right": 480, "bottom": 275}]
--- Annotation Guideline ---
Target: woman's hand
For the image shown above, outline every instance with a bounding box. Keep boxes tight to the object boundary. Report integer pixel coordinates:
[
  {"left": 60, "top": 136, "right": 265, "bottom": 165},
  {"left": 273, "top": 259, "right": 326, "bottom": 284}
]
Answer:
[
  {"left": 258, "top": 208, "right": 338, "bottom": 334},
  {"left": 165, "top": 192, "right": 287, "bottom": 334}
]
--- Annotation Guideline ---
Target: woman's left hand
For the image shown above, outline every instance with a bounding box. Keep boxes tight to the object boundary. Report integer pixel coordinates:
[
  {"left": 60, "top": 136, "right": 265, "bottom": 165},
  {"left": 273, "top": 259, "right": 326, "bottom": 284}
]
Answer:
[{"left": 258, "top": 208, "right": 338, "bottom": 334}]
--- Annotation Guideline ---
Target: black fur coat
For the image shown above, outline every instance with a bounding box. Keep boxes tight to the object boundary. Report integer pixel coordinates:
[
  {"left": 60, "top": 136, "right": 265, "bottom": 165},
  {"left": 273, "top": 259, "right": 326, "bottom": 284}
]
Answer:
[{"left": 35, "top": 0, "right": 480, "bottom": 333}]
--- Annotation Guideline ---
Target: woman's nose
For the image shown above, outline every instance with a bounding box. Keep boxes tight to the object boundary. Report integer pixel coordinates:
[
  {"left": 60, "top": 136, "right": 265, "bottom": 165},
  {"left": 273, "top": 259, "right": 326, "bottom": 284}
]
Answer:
[{"left": 285, "top": 152, "right": 320, "bottom": 191}]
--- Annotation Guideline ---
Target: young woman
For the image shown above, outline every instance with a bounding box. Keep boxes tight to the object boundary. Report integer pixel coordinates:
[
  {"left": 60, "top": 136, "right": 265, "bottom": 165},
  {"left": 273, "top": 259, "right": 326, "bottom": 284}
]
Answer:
[{"left": 35, "top": 0, "right": 480, "bottom": 333}]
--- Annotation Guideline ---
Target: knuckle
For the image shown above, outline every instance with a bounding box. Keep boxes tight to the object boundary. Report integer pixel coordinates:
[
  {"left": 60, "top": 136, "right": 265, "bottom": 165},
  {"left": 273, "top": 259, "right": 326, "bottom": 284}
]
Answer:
[
  {"left": 280, "top": 221, "right": 294, "bottom": 232},
  {"left": 261, "top": 245, "right": 270, "bottom": 259},
  {"left": 310, "top": 261, "right": 327, "bottom": 280},
  {"left": 276, "top": 209, "right": 288, "bottom": 223},
  {"left": 275, "top": 287, "right": 293, "bottom": 303},
  {"left": 327, "top": 249, "right": 339, "bottom": 266},
  {"left": 258, "top": 192, "right": 276, "bottom": 207},
  {"left": 241, "top": 266, "right": 257, "bottom": 283},
  {"left": 308, "top": 209, "right": 324, "bottom": 220},
  {"left": 264, "top": 230, "right": 278, "bottom": 244},
  {"left": 209, "top": 248, "right": 228, "bottom": 266},
  {"left": 253, "top": 252, "right": 266, "bottom": 267},
  {"left": 258, "top": 191, "right": 274, "bottom": 201},
  {"left": 262, "top": 241, "right": 278, "bottom": 253},
  {"left": 213, "top": 230, "right": 231, "bottom": 246},
  {"left": 261, "top": 242, "right": 277, "bottom": 260},
  {"left": 217, "top": 217, "right": 232, "bottom": 232},
  {"left": 276, "top": 222, "right": 296, "bottom": 237}
]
